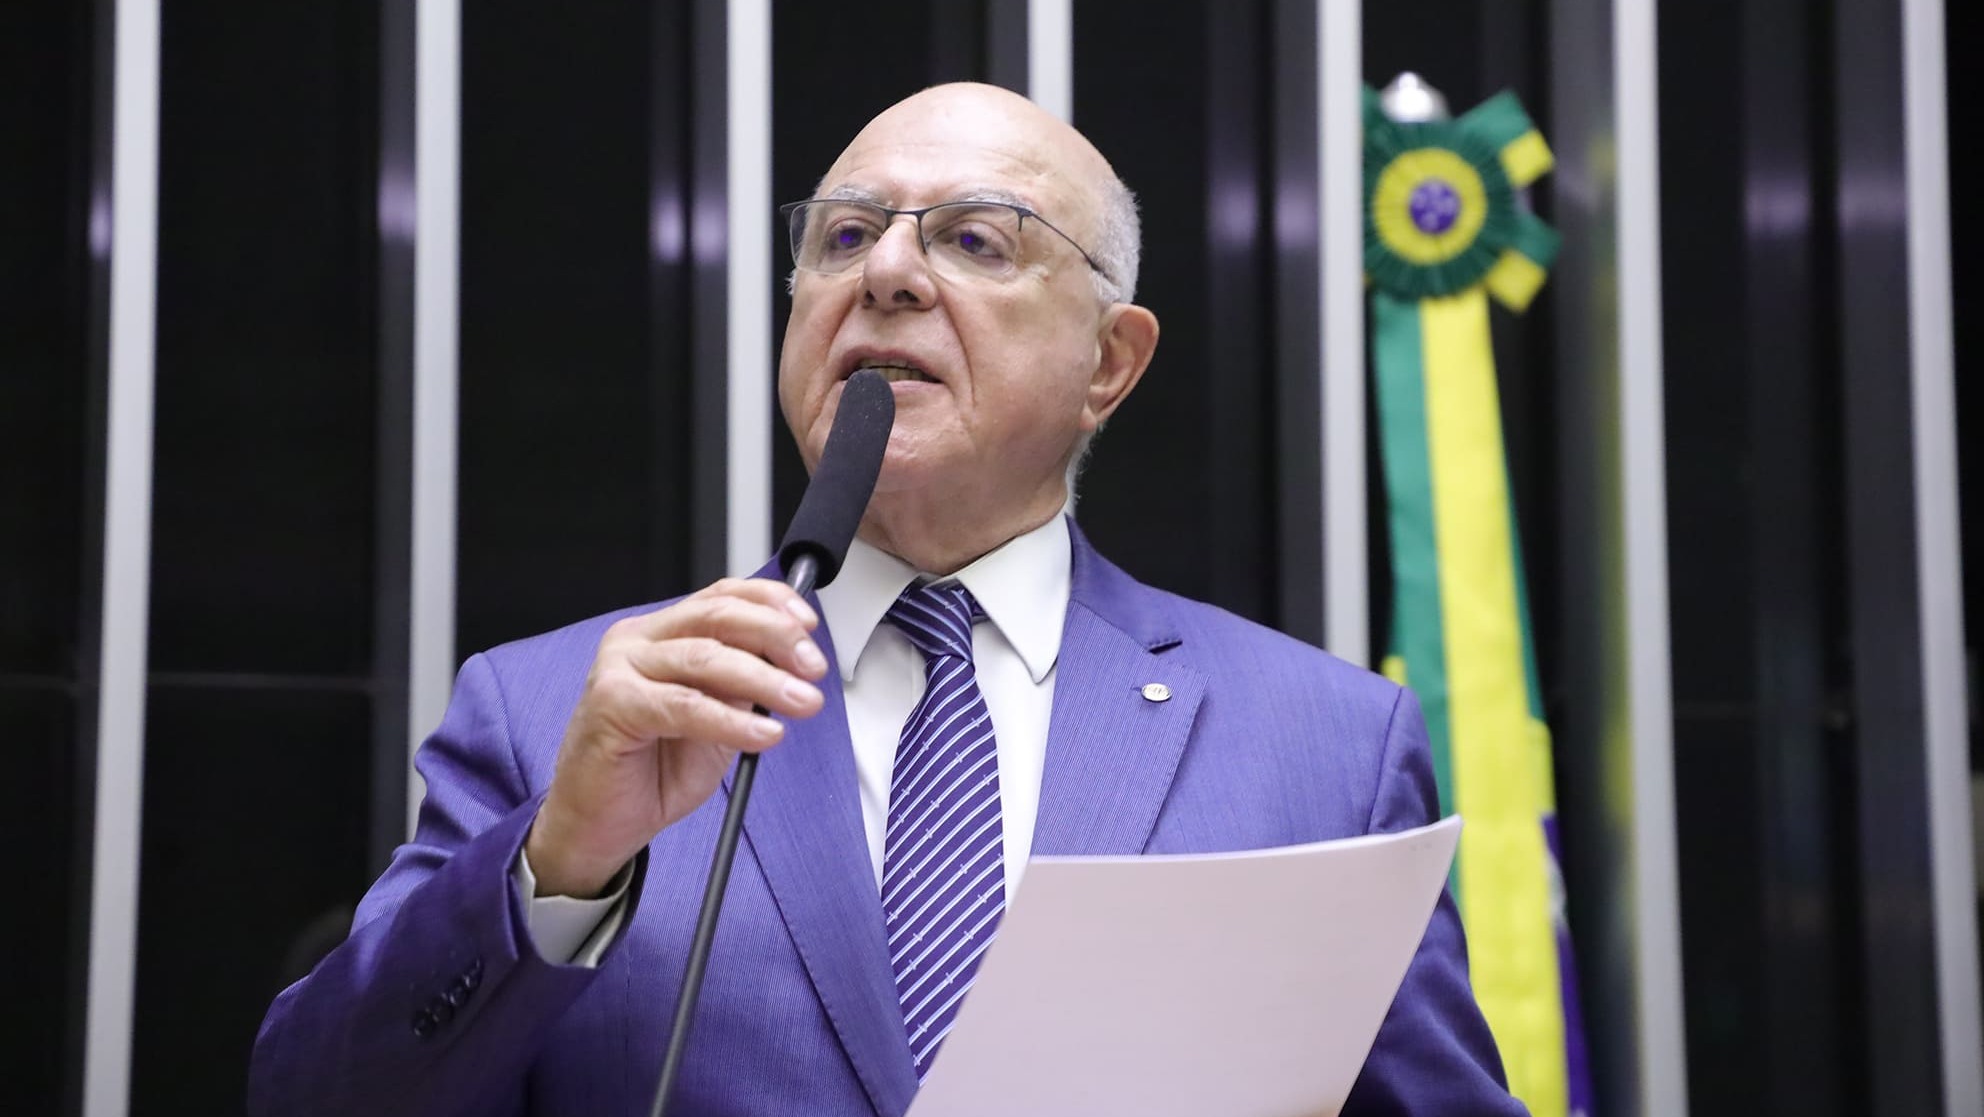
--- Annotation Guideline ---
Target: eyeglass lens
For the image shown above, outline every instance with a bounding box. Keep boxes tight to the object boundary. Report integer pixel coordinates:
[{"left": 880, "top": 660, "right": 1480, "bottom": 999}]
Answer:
[{"left": 788, "top": 202, "right": 1030, "bottom": 279}]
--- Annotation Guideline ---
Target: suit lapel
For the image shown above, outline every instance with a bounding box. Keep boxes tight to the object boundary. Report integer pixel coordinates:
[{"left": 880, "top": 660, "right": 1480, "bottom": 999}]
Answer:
[
  {"left": 1031, "top": 529, "right": 1206, "bottom": 857},
  {"left": 734, "top": 594, "right": 919, "bottom": 1117},
  {"left": 729, "top": 533, "right": 1204, "bottom": 1112}
]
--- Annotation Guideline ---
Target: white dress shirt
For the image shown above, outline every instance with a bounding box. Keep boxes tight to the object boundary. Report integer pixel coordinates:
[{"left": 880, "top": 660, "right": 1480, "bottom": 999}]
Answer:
[
  {"left": 519, "top": 515, "right": 1070, "bottom": 963},
  {"left": 819, "top": 514, "right": 1067, "bottom": 899}
]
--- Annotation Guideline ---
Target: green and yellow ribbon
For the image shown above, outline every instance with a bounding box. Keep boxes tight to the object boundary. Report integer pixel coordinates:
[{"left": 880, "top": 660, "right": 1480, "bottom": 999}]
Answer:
[{"left": 1364, "top": 86, "right": 1592, "bottom": 1117}]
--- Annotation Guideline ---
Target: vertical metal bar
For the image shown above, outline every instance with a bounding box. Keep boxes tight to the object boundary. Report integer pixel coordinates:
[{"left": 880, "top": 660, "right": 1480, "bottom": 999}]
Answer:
[
  {"left": 372, "top": 0, "right": 415, "bottom": 871},
  {"left": 83, "top": 0, "right": 158, "bottom": 1112},
  {"left": 1902, "top": 0, "right": 1982, "bottom": 1110},
  {"left": 726, "top": 0, "right": 771, "bottom": 575},
  {"left": 408, "top": 0, "right": 459, "bottom": 836},
  {"left": 1317, "top": 0, "right": 1364, "bottom": 665},
  {"left": 1028, "top": 0, "right": 1071, "bottom": 121},
  {"left": 1614, "top": 1, "right": 1690, "bottom": 1112},
  {"left": 1552, "top": 0, "right": 1690, "bottom": 1111}
]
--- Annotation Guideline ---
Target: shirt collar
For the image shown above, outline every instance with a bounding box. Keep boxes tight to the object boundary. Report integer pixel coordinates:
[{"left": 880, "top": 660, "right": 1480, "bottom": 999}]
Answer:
[{"left": 816, "top": 514, "right": 1071, "bottom": 685}]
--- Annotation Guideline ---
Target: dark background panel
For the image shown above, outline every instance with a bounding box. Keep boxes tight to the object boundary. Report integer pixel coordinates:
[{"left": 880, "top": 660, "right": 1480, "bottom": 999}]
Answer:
[
  {"left": 1950, "top": 0, "right": 1981, "bottom": 786},
  {"left": 130, "top": 687, "right": 372, "bottom": 1117},
  {"left": 1954, "top": 6, "right": 1984, "bottom": 1061},
  {"left": 769, "top": 0, "right": 954, "bottom": 537},
  {"left": 1071, "top": 0, "right": 1278, "bottom": 624},
  {"left": 1070, "top": 0, "right": 1214, "bottom": 605},
  {"left": 0, "top": 1, "right": 99, "bottom": 1114},
  {"left": 0, "top": 0, "right": 95, "bottom": 677},
  {"left": 1659, "top": 0, "right": 1866, "bottom": 1113},
  {"left": 148, "top": 2, "right": 381, "bottom": 677},
  {"left": 1657, "top": 0, "right": 1755, "bottom": 711},
  {"left": 1833, "top": 0, "right": 1945, "bottom": 1109},
  {"left": 1950, "top": 0, "right": 1983, "bottom": 1073},
  {"left": 1199, "top": 0, "right": 1275, "bottom": 623},
  {"left": 0, "top": 686, "right": 86, "bottom": 1115},
  {"left": 458, "top": 0, "right": 695, "bottom": 654},
  {"left": 136, "top": 4, "right": 386, "bottom": 1114},
  {"left": 1269, "top": 0, "right": 1324, "bottom": 645},
  {"left": 1654, "top": 10, "right": 1775, "bottom": 1109}
]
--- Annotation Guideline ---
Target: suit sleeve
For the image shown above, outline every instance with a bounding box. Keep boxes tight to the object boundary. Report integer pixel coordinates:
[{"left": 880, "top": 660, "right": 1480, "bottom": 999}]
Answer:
[
  {"left": 247, "top": 653, "right": 647, "bottom": 1117},
  {"left": 1342, "top": 687, "right": 1532, "bottom": 1117}
]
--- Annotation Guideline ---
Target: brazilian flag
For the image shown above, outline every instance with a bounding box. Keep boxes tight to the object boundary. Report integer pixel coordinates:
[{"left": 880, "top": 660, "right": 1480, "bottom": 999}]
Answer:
[{"left": 1364, "top": 87, "right": 1594, "bottom": 1117}]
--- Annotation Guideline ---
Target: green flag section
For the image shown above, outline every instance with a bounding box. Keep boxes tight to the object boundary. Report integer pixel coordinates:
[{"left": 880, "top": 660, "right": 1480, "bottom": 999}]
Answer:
[{"left": 1364, "top": 87, "right": 1593, "bottom": 1117}]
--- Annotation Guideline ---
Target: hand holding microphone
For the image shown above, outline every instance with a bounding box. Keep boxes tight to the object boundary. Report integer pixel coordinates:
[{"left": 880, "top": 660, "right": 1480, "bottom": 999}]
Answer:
[
  {"left": 524, "top": 368, "right": 896, "bottom": 900},
  {"left": 524, "top": 578, "right": 828, "bottom": 899}
]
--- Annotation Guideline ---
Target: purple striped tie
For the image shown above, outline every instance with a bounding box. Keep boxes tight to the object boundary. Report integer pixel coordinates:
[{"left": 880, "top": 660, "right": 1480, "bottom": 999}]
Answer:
[{"left": 882, "top": 581, "right": 1005, "bottom": 1081}]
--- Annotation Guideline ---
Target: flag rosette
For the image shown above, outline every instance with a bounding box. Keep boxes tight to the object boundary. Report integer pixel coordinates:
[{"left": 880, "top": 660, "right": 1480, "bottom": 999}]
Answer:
[{"left": 1362, "top": 87, "right": 1560, "bottom": 310}]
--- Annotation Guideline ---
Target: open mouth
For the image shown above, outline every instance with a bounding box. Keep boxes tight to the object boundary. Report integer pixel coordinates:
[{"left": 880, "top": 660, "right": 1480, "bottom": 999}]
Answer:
[{"left": 853, "top": 359, "right": 939, "bottom": 385}]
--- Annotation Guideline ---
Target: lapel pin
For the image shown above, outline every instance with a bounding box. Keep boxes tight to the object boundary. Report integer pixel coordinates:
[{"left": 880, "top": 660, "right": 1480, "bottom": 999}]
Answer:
[{"left": 1140, "top": 682, "right": 1172, "bottom": 703}]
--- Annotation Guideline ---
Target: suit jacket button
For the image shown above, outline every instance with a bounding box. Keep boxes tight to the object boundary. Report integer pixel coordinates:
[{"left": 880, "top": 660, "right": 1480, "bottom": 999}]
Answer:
[
  {"left": 411, "top": 1010, "right": 437, "bottom": 1038},
  {"left": 431, "top": 999, "right": 456, "bottom": 1025}
]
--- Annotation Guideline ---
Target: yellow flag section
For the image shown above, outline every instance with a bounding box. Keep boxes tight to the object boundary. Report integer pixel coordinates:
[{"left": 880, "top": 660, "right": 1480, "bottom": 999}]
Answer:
[{"left": 1431, "top": 290, "right": 1565, "bottom": 1115}]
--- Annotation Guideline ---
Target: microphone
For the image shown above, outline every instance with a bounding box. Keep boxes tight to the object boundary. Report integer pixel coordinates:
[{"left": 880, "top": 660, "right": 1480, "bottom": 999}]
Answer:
[
  {"left": 651, "top": 369, "right": 895, "bottom": 1117},
  {"left": 777, "top": 367, "right": 898, "bottom": 595}
]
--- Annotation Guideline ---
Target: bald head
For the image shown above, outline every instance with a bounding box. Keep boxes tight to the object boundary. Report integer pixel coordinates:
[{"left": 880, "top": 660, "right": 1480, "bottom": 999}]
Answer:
[
  {"left": 777, "top": 82, "right": 1161, "bottom": 570},
  {"left": 820, "top": 83, "right": 1141, "bottom": 304},
  {"left": 835, "top": 84, "right": 1112, "bottom": 195}
]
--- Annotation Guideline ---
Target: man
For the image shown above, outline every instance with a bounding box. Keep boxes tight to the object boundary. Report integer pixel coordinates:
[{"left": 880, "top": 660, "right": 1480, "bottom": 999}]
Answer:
[{"left": 250, "top": 82, "right": 1524, "bottom": 1116}]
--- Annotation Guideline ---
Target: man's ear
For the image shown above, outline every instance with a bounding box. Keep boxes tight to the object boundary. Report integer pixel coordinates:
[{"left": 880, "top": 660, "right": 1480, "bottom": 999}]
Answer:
[{"left": 1083, "top": 303, "right": 1160, "bottom": 431}]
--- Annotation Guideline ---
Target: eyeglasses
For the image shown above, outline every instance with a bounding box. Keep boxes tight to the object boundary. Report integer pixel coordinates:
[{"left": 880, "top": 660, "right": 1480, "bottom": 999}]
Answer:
[{"left": 779, "top": 198, "right": 1110, "bottom": 285}]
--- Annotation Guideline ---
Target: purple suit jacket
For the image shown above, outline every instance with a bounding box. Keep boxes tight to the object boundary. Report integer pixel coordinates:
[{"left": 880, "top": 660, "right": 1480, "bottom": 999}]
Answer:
[{"left": 250, "top": 527, "right": 1525, "bottom": 1116}]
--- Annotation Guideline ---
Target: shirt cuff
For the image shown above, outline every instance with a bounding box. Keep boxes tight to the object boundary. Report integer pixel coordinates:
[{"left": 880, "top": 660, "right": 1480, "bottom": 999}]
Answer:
[{"left": 512, "top": 846, "right": 634, "bottom": 967}]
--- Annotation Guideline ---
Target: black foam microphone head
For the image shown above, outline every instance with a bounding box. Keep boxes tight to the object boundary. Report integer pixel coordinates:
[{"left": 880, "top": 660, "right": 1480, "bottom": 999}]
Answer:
[{"left": 777, "top": 368, "right": 896, "bottom": 588}]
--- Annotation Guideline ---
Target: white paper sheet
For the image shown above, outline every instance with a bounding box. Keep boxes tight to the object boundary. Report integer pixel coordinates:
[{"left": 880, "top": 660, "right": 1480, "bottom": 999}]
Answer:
[{"left": 907, "top": 815, "right": 1464, "bottom": 1117}]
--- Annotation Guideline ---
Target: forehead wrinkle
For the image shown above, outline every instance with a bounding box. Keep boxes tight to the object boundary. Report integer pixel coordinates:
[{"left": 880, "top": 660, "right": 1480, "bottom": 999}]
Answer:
[
  {"left": 818, "top": 183, "right": 888, "bottom": 204},
  {"left": 816, "top": 184, "right": 1042, "bottom": 211},
  {"left": 822, "top": 139, "right": 1058, "bottom": 195}
]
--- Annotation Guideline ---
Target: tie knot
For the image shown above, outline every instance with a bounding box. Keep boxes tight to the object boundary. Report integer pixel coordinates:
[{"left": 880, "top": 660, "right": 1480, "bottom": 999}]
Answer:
[{"left": 886, "top": 581, "right": 981, "bottom": 663}]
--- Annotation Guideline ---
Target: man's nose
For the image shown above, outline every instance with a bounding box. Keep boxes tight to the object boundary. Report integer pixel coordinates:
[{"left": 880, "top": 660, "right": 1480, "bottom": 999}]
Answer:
[{"left": 858, "top": 217, "right": 937, "bottom": 308}]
